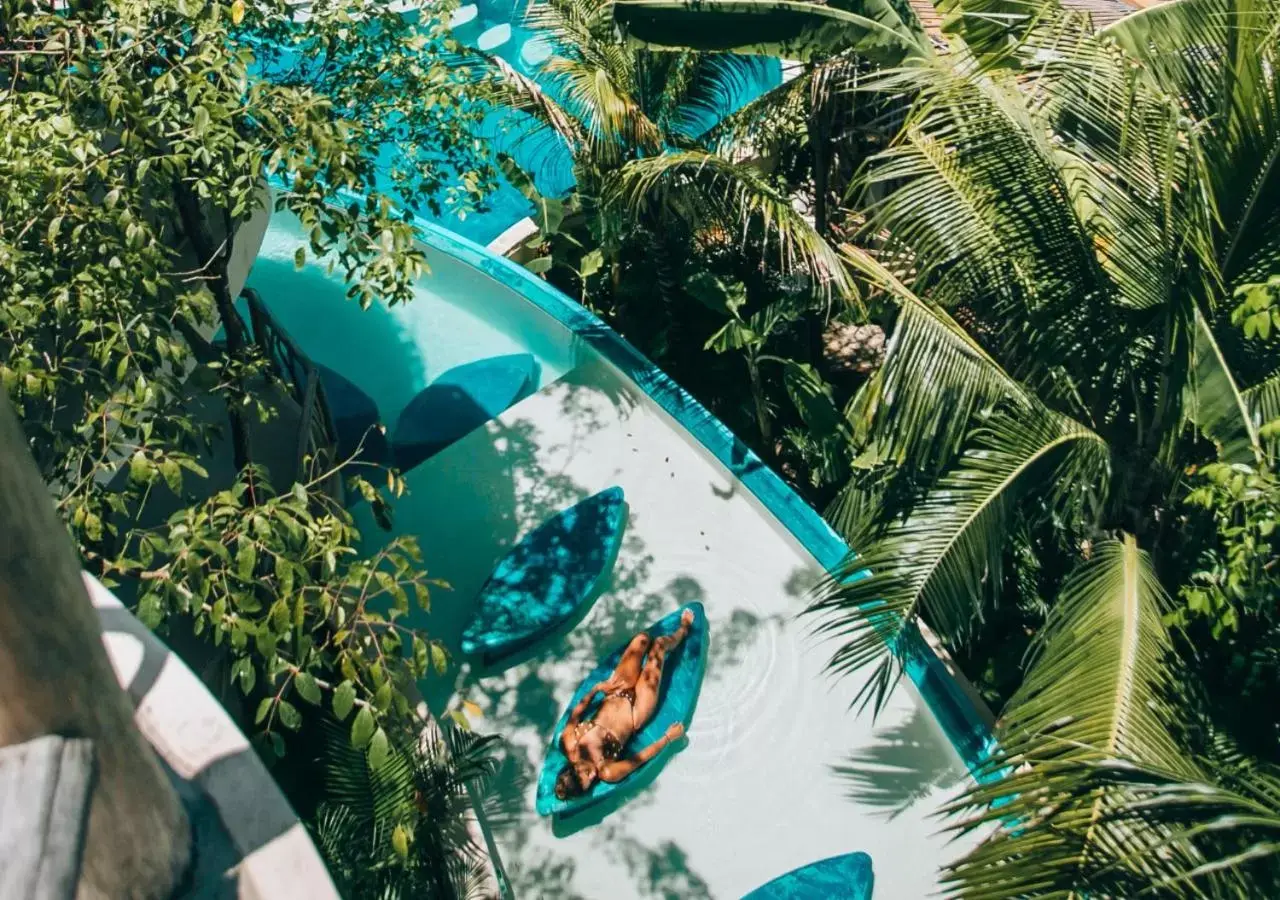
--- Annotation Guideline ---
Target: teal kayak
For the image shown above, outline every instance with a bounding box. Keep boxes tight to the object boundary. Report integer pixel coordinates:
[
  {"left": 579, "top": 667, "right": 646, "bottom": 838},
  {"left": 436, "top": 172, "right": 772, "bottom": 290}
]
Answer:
[
  {"left": 393, "top": 353, "right": 539, "bottom": 471},
  {"left": 742, "top": 852, "right": 874, "bottom": 899},
  {"left": 536, "top": 602, "right": 708, "bottom": 818},
  {"left": 459, "top": 487, "right": 627, "bottom": 665}
]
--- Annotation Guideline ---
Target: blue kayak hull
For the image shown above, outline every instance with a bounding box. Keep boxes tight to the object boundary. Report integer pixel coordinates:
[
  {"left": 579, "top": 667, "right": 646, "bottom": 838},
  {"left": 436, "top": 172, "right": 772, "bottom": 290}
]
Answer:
[
  {"left": 742, "top": 852, "right": 874, "bottom": 900},
  {"left": 536, "top": 602, "right": 708, "bottom": 818},
  {"left": 393, "top": 353, "right": 539, "bottom": 471},
  {"left": 460, "top": 487, "right": 627, "bottom": 663}
]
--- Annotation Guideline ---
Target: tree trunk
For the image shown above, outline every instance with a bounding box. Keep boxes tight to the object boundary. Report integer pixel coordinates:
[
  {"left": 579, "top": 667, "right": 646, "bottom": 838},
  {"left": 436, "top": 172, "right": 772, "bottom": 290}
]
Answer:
[
  {"left": 748, "top": 354, "right": 773, "bottom": 445},
  {"left": 0, "top": 396, "right": 191, "bottom": 899},
  {"left": 807, "top": 104, "right": 830, "bottom": 367},
  {"left": 172, "top": 181, "right": 254, "bottom": 476}
]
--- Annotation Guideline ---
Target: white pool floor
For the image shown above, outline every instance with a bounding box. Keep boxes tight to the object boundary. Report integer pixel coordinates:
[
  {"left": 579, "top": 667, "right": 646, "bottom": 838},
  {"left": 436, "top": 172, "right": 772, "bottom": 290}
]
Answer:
[{"left": 359, "top": 352, "right": 982, "bottom": 899}]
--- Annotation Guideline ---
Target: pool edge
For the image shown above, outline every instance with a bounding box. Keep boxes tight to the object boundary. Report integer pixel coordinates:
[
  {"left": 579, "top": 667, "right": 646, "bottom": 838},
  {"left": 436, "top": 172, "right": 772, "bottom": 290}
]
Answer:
[{"left": 411, "top": 214, "right": 999, "bottom": 781}]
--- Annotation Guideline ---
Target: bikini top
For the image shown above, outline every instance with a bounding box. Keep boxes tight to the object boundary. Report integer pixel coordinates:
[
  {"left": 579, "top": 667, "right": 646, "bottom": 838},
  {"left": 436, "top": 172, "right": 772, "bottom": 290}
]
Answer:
[{"left": 582, "top": 687, "right": 636, "bottom": 760}]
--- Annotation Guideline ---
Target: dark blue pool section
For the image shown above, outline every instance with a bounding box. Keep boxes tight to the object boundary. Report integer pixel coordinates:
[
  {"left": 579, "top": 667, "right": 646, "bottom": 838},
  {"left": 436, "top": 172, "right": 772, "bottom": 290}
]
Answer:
[
  {"left": 536, "top": 602, "right": 709, "bottom": 819},
  {"left": 460, "top": 486, "right": 627, "bottom": 663},
  {"left": 742, "top": 852, "right": 874, "bottom": 900},
  {"left": 392, "top": 352, "right": 540, "bottom": 471}
]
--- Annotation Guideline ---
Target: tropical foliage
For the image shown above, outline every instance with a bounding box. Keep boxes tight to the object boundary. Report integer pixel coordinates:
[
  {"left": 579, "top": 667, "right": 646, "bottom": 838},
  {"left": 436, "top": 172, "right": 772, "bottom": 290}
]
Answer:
[
  {"left": 621, "top": 0, "right": 1280, "bottom": 894},
  {"left": 1, "top": 0, "right": 499, "bottom": 894},
  {"left": 481, "top": 0, "right": 869, "bottom": 458},
  {"left": 312, "top": 719, "right": 518, "bottom": 899}
]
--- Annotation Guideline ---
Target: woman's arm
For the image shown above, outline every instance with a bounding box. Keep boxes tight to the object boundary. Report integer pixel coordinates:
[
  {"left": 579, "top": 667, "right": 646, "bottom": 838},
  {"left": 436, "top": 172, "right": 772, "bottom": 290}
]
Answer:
[
  {"left": 598, "top": 723, "right": 684, "bottom": 783},
  {"left": 566, "top": 683, "right": 604, "bottom": 726}
]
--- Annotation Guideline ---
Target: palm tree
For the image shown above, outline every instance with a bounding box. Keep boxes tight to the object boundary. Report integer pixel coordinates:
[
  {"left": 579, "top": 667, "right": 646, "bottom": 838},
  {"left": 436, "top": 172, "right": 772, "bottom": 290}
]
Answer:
[
  {"left": 484, "top": 0, "right": 852, "bottom": 313},
  {"left": 630, "top": 0, "right": 1280, "bottom": 894},
  {"left": 310, "top": 718, "right": 518, "bottom": 900},
  {"left": 612, "top": 0, "right": 932, "bottom": 239}
]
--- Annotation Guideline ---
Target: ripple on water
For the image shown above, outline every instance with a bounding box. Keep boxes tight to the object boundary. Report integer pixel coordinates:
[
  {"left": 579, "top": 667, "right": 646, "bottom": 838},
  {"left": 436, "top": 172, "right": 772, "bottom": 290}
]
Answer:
[{"left": 669, "top": 595, "right": 812, "bottom": 786}]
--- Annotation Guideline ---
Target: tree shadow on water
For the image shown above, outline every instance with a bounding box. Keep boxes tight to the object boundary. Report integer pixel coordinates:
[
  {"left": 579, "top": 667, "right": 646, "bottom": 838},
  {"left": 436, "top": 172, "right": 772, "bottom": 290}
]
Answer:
[
  {"left": 598, "top": 827, "right": 714, "bottom": 900},
  {"left": 830, "top": 707, "right": 967, "bottom": 821}
]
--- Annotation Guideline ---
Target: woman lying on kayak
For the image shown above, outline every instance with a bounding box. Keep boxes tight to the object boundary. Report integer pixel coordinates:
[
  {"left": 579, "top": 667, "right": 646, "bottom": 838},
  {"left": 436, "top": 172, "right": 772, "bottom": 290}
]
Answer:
[{"left": 554, "top": 608, "right": 694, "bottom": 800}]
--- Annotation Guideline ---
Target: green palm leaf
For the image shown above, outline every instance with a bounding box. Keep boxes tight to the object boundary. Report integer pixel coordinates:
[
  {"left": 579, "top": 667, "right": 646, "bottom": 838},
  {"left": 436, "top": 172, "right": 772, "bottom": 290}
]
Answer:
[
  {"left": 613, "top": 0, "right": 931, "bottom": 65},
  {"left": 839, "top": 244, "right": 1027, "bottom": 471},
  {"left": 610, "top": 149, "right": 854, "bottom": 295},
  {"left": 1105, "top": 0, "right": 1280, "bottom": 287},
  {"left": 943, "top": 536, "right": 1199, "bottom": 899},
  {"left": 1242, "top": 370, "right": 1280, "bottom": 460},
  {"left": 807, "top": 407, "right": 1109, "bottom": 714},
  {"left": 1189, "top": 308, "right": 1266, "bottom": 464}
]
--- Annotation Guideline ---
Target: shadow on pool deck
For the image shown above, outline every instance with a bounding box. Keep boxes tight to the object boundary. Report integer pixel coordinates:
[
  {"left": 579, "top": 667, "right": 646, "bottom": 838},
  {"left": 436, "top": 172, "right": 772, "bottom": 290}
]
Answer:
[{"left": 387, "top": 371, "right": 776, "bottom": 899}]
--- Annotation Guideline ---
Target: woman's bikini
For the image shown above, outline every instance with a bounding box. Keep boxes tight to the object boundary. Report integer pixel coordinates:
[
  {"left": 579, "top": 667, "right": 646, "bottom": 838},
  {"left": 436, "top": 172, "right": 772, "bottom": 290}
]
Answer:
[{"left": 577, "top": 684, "right": 637, "bottom": 760}]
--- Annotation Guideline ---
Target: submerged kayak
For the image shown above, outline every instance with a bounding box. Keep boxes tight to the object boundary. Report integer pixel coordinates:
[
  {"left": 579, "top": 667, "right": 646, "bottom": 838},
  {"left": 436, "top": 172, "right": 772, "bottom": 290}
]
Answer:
[
  {"left": 535, "top": 602, "right": 709, "bottom": 818},
  {"left": 742, "top": 851, "right": 874, "bottom": 900},
  {"left": 460, "top": 487, "right": 627, "bottom": 665}
]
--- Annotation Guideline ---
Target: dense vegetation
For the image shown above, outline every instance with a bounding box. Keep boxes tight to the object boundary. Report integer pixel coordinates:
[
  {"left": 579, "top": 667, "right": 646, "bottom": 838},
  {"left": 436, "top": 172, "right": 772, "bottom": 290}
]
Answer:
[
  {"left": 5, "top": 0, "right": 1280, "bottom": 895},
  {"left": 0, "top": 0, "right": 503, "bottom": 894},
  {"left": 611, "top": 0, "right": 1280, "bottom": 894}
]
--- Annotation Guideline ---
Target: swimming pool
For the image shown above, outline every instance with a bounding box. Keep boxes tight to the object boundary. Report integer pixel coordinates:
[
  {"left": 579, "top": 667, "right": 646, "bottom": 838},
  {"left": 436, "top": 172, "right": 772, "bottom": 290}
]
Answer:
[{"left": 245, "top": 199, "right": 994, "bottom": 896}]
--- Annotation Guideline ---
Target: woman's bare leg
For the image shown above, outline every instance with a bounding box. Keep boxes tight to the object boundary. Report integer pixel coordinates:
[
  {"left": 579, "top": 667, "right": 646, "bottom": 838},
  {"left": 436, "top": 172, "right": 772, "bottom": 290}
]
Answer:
[
  {"left": 630, "top": 609, "right": 694, "bottom": 728},
  {"left": 603, "top": 632, "right": 652, "bottom": 691}
]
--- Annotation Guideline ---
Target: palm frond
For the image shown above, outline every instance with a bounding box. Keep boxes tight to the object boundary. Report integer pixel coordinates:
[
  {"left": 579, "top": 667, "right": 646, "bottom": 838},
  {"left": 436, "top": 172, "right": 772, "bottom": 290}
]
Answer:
[
  {"left": 852, "top": 52, "right": 1124, "bottom": 412},
  {"left": 1188, "top": 307, "right": 1265, "bottom": 464},
  {"left": 610, "top": 149, "right": 854, "bottom": 296},
  {"left": 542, "top": 55, "right": 664, "bottom": 161},
  {"left": 1243, "top": 368, "right": 1280, "bottom": 461},
  {"left": 613, "top": 0, "right": 931, "bottom": 65},
  {"left": 486, "top": 54, "right": 586, "bottom": 154},
  {"left": 942, "top": 535, "right": 1201, "bottom": 899},
  {"left": 999, "top": 535, "right": 1188, "bottom": 769},
  {"left": 839, "top": 244, "right": 1027, "bottom": 472},
  {"left": 671, "top": 52, "right": 782, "bottom": 140},
  {"left": 807, "top": 406, "right": 1109, "bottom": 714}
]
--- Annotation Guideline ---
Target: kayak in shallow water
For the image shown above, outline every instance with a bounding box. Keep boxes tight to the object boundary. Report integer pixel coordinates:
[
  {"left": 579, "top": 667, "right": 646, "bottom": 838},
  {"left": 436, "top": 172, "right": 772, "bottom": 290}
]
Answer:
[
  {"left": 535, "top": 602, "right": 709, "bottom": 818},
  {"left": 459, "top": 486, "right": 627, "bottom": 666}
]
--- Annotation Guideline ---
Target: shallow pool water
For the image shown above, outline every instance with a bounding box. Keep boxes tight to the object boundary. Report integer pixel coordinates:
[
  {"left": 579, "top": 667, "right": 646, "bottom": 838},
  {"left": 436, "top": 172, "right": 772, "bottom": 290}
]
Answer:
[{"left": 246, "top": 210, "right": 576, "bottom": 423}]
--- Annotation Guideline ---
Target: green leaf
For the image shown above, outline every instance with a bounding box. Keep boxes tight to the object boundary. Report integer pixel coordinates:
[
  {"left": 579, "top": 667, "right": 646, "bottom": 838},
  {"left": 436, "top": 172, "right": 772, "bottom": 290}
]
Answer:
[
  {"left": 254, "top": 697, "right": 273, "bottom": 725},
  {"left": 129, "top": 451, "right": 153, "bottom": 484},
  {"left": 685, "top": 271, "right": 746, "bottom": 318},
  {"left": 367, "top": 727, "right": 389, "bottom": 769},
  {"left": 391, "top": 823, "right": 410, "bottom": 858},
  {"left": 430, "top": 642, "right": 449, "bottom": 675},
  {"left": 236, "top": 542, "right": 257, "bottom": 580},
  {"left": 374, "top": 680, "right": 392, "bottom": 711},
  {"left": 351, "top": 705, "right": 375, "bottom": 748},
  {"left": 159, "top": 458, "right": 183, "bottom": 493},
  {"left": 781, "top": 360, "right": 843, "bottom": 438},
  {"left": 579, "top": 248, "right": 604, "bottom": 279},
  {"left": 294, "top": 246, "right": 306, "bottom": 270},
  {"left": 294, "top": 671, "right": 322, "bottom": 705},
  {"left": 525, "top": 256, "right": 553, "bottom": 275},
  {"left": 332, "top": 680, "right": 356, "bottom": 721},
  {"left": 277, "top": 700, "right": 302, "bottom": 731}
]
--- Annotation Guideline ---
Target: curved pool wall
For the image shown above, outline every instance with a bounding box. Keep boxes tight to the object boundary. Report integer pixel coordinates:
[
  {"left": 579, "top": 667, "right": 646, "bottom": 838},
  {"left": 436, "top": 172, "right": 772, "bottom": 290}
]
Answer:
[{"left": 412, "top": 220, "right": 997, "bottom": 774}]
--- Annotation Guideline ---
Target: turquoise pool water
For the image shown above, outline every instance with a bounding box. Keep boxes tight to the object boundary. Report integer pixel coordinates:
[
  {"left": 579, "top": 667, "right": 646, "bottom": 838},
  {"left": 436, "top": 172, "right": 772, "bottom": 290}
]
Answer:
[
  {"left": 243, "top": 202, "right": 995, "bottom": 896},
  {"left": 245, "top": 210, "right": 576, "bottom": 424}
]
